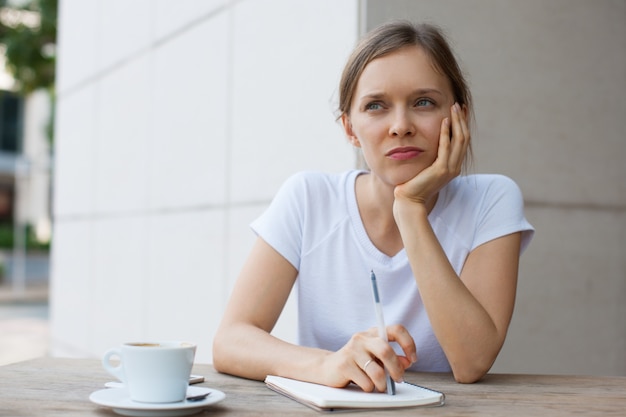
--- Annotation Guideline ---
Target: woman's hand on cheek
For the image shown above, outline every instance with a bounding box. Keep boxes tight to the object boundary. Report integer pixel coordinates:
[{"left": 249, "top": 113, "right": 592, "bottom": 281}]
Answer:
[{"left": 394, "top": 103, "right": 470, "bottom": 206}]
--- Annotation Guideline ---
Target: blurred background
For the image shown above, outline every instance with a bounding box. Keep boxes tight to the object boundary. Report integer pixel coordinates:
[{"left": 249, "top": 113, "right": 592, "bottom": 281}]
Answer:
[
  {"left": 1, "top": 0, "right": 624, "bottom": 377},
  {"left": 0, "top": 0, "right": 53, "bottom": 365}
]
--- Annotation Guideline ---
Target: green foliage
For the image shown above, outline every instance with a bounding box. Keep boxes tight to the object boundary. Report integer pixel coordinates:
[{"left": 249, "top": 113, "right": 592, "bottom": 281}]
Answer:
[
  {"left": 0, "top": 222, "right": 50, "bottom": 251},
  {"left": 0, "top": 0, "right": 57, "bottom": 94}
]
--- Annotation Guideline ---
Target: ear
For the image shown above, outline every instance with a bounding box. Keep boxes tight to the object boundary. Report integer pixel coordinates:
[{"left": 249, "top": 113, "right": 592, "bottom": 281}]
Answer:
[{"left": 341, "top": 114, "right": 361, "bottom": 148}]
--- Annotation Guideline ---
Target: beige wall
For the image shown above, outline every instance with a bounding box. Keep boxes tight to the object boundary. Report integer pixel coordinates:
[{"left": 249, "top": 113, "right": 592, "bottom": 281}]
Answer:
[{"left": 365, "top": 0, "right": 626, "bottom": 375}]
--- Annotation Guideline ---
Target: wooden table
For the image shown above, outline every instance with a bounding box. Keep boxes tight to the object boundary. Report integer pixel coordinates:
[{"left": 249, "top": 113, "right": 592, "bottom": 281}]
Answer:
[{"left": 0, "top": 357, "right": 624, "bottom": 416}]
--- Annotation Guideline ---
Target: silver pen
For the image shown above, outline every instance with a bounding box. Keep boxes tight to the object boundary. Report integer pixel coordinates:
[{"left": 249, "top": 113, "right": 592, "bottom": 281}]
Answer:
[{"left": 370, "top": 270, "right": 396, "bottom": 395}]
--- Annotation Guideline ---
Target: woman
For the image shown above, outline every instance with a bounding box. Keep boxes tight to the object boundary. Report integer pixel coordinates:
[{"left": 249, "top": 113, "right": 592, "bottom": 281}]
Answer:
[{"left": 213, "top": 21, "right": 534, "bottom": 390}]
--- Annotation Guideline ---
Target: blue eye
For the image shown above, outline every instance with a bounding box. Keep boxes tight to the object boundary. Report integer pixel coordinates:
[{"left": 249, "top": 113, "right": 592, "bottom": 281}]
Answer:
[
  {"left": 416, "top": 98, "right": 434, "bottom": 107},
  {"left": 365, "top": 102, "right": 383, "bottom": 111}
]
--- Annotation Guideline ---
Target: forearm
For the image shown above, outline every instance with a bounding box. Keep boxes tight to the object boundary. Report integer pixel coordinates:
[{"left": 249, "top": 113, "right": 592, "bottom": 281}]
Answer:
[
  {"left": 213, "top": 321, "right": 330, "bottom": 382},
  {"left": 394, "top": 201, "right": 506, "bottom": 382},
  {"left": 212, "top": 237, "right": 335, "bottom": 382}
]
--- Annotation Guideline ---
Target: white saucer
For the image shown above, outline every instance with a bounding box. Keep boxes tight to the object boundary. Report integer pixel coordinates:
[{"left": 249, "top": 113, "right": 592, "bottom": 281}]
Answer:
[{"left": 89, "top": 386, "right": 225, "bottom": 417}]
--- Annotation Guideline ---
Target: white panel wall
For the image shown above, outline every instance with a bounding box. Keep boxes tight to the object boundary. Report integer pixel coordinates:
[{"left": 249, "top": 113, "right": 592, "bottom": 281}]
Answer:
[
  {"left": 149, "top": 18, "right": 230, "bottom": 210},
  {"left": 95, "top": 55, "right": 152, "bottom": 213},
  {"left": 51, "top": 0, "right": 358, "bottom": 364},
  {"left": 230, "top": 0, "right": 357, "bottom": 202}
]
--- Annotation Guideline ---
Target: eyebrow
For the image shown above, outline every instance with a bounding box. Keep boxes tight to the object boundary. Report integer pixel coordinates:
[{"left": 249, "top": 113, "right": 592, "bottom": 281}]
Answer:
[{"left": 358, "top": 88, "right": 446, "bottom": 101}]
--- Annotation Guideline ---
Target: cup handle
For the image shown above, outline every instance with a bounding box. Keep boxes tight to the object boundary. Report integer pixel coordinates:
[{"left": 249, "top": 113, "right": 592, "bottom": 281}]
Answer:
[{"left": 102, "top": 348, "right": 125, "bottom": 382}]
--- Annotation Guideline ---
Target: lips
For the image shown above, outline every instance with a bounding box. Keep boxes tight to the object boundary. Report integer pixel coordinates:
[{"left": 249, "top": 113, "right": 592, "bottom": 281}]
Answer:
[{"left": 386, "top": 146, "right": 422, "bottom": 161}]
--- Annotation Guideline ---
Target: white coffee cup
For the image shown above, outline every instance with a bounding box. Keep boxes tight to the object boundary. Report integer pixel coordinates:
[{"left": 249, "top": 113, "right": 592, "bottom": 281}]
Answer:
[{"left": 102, "top": 341, "right": 196, "bottom": 403}]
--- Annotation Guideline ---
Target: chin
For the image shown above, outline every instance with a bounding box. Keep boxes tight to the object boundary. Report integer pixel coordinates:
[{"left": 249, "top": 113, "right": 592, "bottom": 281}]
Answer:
[
  {"left": 392, "top": 169, "right": 425, "bottom": 186},
  {"left": 371, "top": 164, "right": 426, "bottom": 187}
]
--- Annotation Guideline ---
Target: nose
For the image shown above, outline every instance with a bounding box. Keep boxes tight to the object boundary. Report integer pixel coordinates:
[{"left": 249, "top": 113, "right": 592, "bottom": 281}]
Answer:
[{"left": 389, "top": 109, "right": 415, "bottom": 137}]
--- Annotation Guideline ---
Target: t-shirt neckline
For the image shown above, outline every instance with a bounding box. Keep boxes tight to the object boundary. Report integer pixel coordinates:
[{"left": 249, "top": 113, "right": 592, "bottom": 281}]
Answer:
[{"left": 345, "top": 170, "right": 445, "bottom": 266}]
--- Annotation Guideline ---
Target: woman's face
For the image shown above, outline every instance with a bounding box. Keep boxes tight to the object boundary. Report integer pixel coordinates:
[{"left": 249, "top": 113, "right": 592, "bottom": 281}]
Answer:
[{"left": 343, "top": 45, "right": 456, "bottom": 186}]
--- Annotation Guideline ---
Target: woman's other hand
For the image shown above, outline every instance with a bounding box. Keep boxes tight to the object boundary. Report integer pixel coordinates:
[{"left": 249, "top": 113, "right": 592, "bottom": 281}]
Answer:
[{"left": 318, "top": 324, "right": 417, "bottom": 392}]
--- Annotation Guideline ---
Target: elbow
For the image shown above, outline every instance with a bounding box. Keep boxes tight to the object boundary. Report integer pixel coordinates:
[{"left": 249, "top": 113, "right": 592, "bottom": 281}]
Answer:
[
  {"left": 450, "top": 358, "right": 493, "bottom": 384},
  {"left": 450, "top": 337, "right": 504, "bottom": 383},
  {"left": 453, "top": 368, "right": 486, "bottom": 384},
  {"left": 212, "top": 352, "right": 226, "bottom": 375},
  {"left": 212, "top": 331, "right": 230, "bottom": 374}
]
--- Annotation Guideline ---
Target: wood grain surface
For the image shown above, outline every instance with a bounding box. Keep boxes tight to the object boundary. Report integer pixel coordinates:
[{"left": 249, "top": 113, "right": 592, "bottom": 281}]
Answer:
[{"left": 0, "top": 357, "right": 624, "bottom": 416}]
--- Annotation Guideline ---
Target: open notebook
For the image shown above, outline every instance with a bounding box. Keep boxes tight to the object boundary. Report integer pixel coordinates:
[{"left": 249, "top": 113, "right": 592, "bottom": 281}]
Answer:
[{"left": 265, "top": 375, "right": 445, "bottom": 412}]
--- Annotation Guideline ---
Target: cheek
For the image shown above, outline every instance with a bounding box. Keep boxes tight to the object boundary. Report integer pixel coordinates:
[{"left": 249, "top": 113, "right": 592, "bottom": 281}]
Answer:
[
  {"left": 350, "top": 117, "right": 387, "bottom": 145},
  {"left": 420, "top": 117, "right": 445, "bottom": 141}
]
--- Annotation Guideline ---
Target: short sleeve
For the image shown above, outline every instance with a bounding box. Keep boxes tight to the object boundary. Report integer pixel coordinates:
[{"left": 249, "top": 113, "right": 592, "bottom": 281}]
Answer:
[
  {"left": 473, "top": 175, "right": 535, "bottom": 254},
  {"left": 250, "top": 173, "right": 308, "bottom": 270}
]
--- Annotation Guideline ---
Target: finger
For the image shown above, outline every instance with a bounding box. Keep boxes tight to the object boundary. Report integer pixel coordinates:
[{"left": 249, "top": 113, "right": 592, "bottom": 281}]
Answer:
[
  {"left": 438, "top": 117, "right": 452, "bottom": 161},
  {"left": 366, "top": 337, "right": 406, "bottom": 385},
  {"left": 459, "top": 104, "right": 471, "bottom": 140},
  {"left": 362, "top": 359, "right": 390, "bottom": 393},
  {"left": 342, "top": 331, "right": 380, "bottom": 392},
  {"left": 397, "top": 355, "right": 414, "bottom": 370},
  {"left": 459, "top": 104, "right": 471, "bottom": 167},
  {"left": 349, "top": 358, "right": 376, "bottom": 392},
  {"left": 334, "top": 352, "right": 373, "bottom": 392},
  {"left": 449, "top": 103, "right": 468, "bottom": 172},
  {"left": 455, "top": 103, "right": 471, "bottom": 162},
  {"left": 362, "top": 358, "right": 375, "bottom": 372},
  {"left": 356, "top": 332, "right": 403, "bottom": 389},
  {"left": 357, "top": 329, "right": 406, "bottom": 389},
  {"left": 387, "top": 324, "right": 418, "bottom": 365}
]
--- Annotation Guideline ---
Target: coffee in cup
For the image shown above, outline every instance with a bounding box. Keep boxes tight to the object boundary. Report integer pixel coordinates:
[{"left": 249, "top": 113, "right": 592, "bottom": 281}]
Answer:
[{"left": 102, "top": 341, "right": 196, "bottom": 403}]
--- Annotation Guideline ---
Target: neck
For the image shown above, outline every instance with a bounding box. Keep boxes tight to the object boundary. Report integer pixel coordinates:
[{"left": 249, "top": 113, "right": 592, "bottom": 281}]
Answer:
[
  {"left": 354, "top": 172, "right": 438, "bottom": 257},
  {"left": 357, "top": 172, "right": 438, "bottom": 216},
  {"left": 353, "top": 174, "right": 399, "bottom": 256}
]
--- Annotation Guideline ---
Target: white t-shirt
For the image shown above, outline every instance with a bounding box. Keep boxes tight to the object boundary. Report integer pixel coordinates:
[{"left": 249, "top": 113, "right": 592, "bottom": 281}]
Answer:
[{"left": 251, "top": 170, "right": 534, "bottom": 372}]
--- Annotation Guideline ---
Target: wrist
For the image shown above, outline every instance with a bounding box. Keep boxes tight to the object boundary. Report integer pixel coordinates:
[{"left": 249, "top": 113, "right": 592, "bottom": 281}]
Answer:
[
  {"left": 393, "top": 196, "right": 430, "bottom": 221},
  {"left": 280, "top": 347, "right": 332, "bottom": 385}
]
